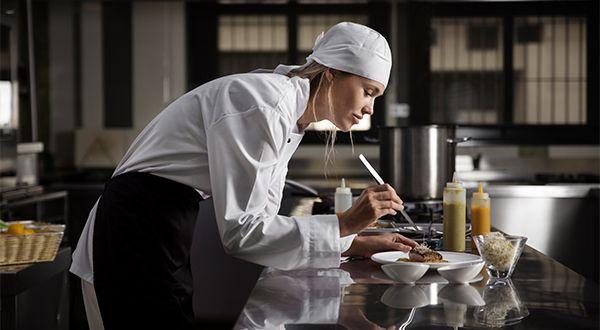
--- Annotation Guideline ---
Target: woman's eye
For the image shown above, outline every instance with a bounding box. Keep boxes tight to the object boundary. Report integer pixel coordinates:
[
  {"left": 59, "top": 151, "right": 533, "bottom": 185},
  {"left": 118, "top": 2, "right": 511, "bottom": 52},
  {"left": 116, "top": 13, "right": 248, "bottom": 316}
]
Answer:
[{"left": 364, "top": 90, "right": 373, "bottom": 97}]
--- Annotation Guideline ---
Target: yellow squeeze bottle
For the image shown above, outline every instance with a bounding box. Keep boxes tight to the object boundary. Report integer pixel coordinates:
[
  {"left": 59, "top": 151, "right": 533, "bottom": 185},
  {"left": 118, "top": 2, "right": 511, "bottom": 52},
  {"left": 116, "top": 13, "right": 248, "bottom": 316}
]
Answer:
[
  {"left": 470, "top": 183, "right": 491, "bottom": 254},
  {"left": 443, "top": 173, "right": 466, "bottom": 252}
]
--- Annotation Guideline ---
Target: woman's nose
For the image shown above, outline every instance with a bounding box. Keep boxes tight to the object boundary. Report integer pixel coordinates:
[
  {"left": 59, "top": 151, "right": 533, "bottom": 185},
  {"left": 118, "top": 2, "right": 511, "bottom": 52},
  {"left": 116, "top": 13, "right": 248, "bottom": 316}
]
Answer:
[{"left": 363, "top": 105, "right": 374, "bottom": 115}]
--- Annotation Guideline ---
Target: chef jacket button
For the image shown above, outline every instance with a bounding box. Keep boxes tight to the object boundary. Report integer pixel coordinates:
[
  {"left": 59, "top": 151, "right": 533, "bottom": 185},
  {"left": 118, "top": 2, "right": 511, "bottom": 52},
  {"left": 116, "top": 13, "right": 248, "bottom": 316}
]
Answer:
[{"left": 287, "top": 138, "right": 291, "bottom": 143}]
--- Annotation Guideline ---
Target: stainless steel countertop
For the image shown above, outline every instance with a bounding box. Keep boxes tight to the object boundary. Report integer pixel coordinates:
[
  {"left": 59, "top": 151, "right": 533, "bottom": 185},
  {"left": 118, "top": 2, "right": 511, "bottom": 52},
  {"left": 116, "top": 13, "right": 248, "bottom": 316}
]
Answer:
[{"left": 234, "top": 246, "right": 599, "bottom": 329}]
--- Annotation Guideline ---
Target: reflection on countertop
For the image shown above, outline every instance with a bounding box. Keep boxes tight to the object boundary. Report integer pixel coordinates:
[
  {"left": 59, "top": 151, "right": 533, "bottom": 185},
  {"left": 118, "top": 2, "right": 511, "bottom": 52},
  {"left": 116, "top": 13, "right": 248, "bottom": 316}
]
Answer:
[{"left": 233, "top": 246, "right": 599, "bottom": 329}]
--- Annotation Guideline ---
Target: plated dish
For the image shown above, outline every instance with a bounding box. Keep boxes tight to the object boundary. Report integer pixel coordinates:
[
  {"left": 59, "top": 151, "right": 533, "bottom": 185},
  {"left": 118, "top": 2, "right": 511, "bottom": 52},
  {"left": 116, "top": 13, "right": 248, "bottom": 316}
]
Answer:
[{"left": 371, "top": 250, "right": 482, "bottom": 269}]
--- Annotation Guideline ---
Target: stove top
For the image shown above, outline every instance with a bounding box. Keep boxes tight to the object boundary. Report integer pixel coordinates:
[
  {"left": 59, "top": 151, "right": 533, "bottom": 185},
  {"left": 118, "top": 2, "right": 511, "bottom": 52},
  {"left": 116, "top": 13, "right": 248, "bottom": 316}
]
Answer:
[{"left": 402, "top": 200, "right": 443, "bottom": 223}]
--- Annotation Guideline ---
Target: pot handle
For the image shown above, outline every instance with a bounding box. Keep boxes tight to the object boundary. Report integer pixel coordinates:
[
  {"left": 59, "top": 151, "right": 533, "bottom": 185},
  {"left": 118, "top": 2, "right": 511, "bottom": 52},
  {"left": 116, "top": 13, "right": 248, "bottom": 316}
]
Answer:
[{"left": 446, "top": 136, "right": 471, "bottom": 144}]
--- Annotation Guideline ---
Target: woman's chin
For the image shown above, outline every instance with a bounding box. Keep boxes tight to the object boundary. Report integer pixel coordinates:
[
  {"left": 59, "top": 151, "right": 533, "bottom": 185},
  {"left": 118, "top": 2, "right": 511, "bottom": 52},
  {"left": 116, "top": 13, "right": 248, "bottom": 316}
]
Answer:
[{"left": 332, "top": 121, "right": 352, "bottom": 132}]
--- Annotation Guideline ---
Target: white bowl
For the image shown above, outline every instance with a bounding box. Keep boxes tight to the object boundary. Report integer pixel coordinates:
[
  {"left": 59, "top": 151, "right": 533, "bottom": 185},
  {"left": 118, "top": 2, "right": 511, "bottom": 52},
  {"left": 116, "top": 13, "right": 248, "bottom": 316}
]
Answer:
[
  {"left": 381, "top": 285, "right": 430, "bottom": 309},
  {"left": 438, "top": 284, "right": 485, "bottom": 306},
  {"left": 437, "top": 261, "right": 485, "bottom": 284},
  {"left": 381, "top": 263, "right": 430, "bottom": 283}
]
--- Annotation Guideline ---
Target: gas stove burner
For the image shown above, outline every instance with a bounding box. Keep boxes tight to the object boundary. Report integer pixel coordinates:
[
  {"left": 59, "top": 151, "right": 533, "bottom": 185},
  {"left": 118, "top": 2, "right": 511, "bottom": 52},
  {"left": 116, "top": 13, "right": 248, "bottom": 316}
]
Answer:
[
  {"left": 404, "top": 200, "right": 443, "bottom": 223},
  {"left": 414, "top": 211, "right": 443, "bottom": 222}
]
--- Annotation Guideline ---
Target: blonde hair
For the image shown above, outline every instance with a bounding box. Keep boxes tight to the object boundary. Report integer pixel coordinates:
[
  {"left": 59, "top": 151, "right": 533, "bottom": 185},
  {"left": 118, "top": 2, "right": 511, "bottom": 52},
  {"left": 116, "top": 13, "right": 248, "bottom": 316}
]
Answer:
[{"left": 288, "top": 62, "right": 355, "bottom": 177}]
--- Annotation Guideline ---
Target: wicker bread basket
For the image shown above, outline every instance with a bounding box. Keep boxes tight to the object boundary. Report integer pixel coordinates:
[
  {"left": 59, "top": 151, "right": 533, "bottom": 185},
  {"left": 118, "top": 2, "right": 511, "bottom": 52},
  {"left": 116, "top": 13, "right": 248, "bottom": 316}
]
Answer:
[{"left": 0, "top": 221, "right": 65, "bottom": 266}]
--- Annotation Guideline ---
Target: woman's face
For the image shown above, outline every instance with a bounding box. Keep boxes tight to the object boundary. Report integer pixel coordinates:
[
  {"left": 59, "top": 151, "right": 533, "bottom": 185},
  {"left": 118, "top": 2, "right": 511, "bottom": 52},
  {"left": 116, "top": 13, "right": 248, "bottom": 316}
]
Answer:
[{"left": 322, "top": 70, "right": 385, "bottom": 132}]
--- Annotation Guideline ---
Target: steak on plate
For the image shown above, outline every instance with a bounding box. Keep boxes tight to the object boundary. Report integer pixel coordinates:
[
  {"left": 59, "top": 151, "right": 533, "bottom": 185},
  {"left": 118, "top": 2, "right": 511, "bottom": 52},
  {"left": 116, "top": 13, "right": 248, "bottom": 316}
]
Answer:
[{"left": 408, "top": 244, "right": 443, "bottom": 262}]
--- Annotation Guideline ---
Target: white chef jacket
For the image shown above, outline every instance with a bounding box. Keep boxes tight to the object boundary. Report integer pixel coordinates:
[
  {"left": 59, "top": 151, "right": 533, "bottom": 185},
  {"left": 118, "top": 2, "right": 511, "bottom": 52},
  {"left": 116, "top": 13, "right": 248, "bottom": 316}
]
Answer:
[
  {"left": 70, "top": 68, "right": 356, "bottom": 283},
  {"left": 235, "top": 269, "right": 354, "bottom": 330}
]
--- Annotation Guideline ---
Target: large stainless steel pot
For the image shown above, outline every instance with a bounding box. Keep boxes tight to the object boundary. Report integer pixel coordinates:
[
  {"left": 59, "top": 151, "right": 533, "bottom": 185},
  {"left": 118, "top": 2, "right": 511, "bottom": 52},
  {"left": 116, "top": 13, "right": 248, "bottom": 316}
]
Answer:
[{"left": 380, "top": 126, "right": 469, "bottom": 202}]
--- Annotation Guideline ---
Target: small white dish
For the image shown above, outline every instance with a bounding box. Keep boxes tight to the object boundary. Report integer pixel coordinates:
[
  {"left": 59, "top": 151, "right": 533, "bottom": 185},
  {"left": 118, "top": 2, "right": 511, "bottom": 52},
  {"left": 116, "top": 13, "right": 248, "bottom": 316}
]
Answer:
[
  {"left": 372, "top": 270, "right": 484, "bottom": 284},
  {"left": 381, "top": 262, "right": 430, "bottom": 283},
  {"left": 437, "top": 261, "right": 485, "bottom": 284}
]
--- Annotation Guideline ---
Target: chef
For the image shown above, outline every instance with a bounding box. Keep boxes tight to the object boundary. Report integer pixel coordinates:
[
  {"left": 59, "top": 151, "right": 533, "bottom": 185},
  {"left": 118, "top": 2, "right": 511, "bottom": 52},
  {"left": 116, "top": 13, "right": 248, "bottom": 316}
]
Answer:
[{"left": 71, "top": 22, "right": 417, "bottom": 329}]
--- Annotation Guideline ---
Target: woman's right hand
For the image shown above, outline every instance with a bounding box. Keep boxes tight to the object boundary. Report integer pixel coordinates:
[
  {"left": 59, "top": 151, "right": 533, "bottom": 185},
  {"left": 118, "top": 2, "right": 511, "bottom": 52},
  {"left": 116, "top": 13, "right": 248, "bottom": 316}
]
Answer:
[{"left": 337, "top": 184, "right": 404, "bottom": 237}]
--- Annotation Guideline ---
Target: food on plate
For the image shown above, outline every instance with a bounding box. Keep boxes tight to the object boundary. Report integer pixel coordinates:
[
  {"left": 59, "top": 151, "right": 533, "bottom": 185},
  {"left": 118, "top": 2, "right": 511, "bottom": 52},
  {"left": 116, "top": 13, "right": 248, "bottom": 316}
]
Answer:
[
  {"left": 396, "top": 244, "right": 446, "bottom": 263},
  {"left": 409, "top": 244, "right": 444, "bottom": 262}
]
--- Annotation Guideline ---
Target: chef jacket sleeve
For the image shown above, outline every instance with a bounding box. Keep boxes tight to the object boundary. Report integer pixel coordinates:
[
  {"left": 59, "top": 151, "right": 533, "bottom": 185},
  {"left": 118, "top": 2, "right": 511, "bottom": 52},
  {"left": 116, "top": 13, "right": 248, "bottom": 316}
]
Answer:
[{"left": 206, "top": 106, "right": 342, "bottom": 270}]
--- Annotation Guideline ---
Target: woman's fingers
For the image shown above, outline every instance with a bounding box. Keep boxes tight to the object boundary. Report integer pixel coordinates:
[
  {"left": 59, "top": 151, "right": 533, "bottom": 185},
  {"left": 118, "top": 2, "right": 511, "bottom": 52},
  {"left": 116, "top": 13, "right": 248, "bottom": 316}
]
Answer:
[
  {"left": 394, "top": 234, "right": 419, "bottom": 248},
  {"left": 341, "top": 184, "right": 408, "bottom": 235},
  {"left": 383, "top": 200, "right": 404, "bottom": 211},
  {"left": 372, "top": 191, "right": 403, "bottom": 205},
  {"left": 367, "top": 189, "right": 403, "bottom": 209},
  {"left": 372, "top": 200, "right": 404, "bottom": 216},
  {"left": 394, "top": 243, "right": 412, "bottom": 252},
  {"left": 383, "top": 238, "right": 411, "bottom": 252},
  {"left": 367, "top": 184, "right": 404, "bottom": 206}
]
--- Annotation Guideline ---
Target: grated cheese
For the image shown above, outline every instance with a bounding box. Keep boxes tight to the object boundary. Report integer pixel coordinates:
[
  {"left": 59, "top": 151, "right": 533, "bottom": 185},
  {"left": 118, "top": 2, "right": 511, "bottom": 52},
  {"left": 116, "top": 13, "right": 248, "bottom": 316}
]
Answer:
[{"left": 480, "top": 232, "right": 516, "bottom": 271}]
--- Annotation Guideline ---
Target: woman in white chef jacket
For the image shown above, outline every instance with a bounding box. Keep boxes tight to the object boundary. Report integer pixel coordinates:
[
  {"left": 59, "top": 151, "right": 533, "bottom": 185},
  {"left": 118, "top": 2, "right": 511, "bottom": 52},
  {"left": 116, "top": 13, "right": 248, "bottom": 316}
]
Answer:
[{"left": 71, "top": 22, "right": 417, "bottom": 329}]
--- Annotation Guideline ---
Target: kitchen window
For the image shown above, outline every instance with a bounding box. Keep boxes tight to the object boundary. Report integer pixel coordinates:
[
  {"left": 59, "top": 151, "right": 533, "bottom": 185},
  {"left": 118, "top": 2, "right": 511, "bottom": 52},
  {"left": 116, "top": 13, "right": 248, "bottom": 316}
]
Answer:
[
  {"left": 218, "top": 13, "right": 370, "bottom": 131},
  {"left": 467, "top": 24, "right": 500, "bottom": 51},
  {"left": 430, "top": 17, "right": 504, "bottom": 125},
  {"left": 218, "top": 15, "right": 288, "bottom": 76},
  {"left": 408, "top": 1, "right": 598, "bottom": 144},
  {"left": 513, "top": 16, "right": 587, "bottom": 124},
  {"left": 187, "top": 1, "right": 391, "bottom": 143}
]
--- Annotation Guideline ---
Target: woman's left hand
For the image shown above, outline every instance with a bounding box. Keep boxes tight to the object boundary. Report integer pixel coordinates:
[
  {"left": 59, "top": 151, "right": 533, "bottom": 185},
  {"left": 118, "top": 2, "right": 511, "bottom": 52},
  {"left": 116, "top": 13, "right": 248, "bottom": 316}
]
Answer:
[{"left": 341, "top": 233, "right": 418, "bottom": 258}]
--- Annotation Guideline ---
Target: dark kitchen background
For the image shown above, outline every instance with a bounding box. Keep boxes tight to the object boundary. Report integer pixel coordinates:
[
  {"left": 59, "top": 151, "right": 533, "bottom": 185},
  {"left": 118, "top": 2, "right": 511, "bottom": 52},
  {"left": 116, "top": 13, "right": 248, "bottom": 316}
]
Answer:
[{"left": 0, "top": 0, "right": 598, "bottom": 329}]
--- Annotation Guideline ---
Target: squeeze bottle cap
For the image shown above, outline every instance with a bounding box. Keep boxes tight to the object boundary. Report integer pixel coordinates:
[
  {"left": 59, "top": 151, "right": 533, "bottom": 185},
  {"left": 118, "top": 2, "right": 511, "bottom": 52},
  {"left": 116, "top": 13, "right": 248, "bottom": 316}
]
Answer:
[
  {"left": 472, "top": 183, "right": 489, "bottom": 199},
  {"left": 336, "top": 178, "right": 351, "bottom": 194},
  {"left": 446, "top": 172, "right": 462, "bottom": 188}
]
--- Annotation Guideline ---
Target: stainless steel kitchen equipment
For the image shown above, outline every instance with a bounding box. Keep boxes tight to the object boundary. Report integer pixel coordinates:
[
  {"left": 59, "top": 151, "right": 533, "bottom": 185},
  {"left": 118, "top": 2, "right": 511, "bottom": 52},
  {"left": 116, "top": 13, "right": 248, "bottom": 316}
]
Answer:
[
  {"left": 380, "top": 125, "right": 470, "bottom": 201},
  {"left": 482, "top": 184, "right": 599, "bottom": 283}
]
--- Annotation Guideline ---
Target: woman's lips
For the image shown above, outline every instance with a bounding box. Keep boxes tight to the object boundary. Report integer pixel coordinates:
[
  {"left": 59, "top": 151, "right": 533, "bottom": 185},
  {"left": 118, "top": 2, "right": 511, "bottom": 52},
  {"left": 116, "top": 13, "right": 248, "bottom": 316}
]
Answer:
[{"left": 353, "top": 114, "right": 362, "bottom": 124}]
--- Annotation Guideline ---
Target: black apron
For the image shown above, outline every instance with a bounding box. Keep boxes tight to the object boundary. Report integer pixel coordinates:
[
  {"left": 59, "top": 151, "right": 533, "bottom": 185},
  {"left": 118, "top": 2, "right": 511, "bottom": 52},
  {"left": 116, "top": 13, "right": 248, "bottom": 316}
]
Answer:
[{"left": 93, "top": 172, "right": 202, "bottom": 329}]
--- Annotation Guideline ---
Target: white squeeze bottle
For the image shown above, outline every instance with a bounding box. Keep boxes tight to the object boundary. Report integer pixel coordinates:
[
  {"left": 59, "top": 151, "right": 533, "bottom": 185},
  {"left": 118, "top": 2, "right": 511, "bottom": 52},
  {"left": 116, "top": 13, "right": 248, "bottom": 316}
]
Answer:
[{"left": 334, "top": 178, "right": 353, "bottom": 213}]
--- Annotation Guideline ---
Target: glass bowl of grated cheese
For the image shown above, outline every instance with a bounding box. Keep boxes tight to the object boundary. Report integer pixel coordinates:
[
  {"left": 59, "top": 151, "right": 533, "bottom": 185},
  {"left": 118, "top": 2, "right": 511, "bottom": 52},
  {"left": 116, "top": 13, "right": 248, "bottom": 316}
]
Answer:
[{"left": 473, "top": 232, "right": 527, "bottom": 279}]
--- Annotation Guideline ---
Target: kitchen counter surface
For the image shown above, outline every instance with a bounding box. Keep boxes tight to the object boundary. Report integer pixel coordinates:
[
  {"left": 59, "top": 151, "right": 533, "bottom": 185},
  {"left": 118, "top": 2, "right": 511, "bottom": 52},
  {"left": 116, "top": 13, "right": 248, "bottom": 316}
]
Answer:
[{"left": 233, "top": 245, "right": 599, "bottom": 329}]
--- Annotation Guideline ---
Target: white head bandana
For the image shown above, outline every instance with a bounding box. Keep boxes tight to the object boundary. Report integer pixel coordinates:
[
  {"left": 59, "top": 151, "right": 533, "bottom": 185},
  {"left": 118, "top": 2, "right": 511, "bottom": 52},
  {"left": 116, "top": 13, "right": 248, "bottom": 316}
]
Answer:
[{"left": 274, "top": 22, "right": 392, "bottom": 89}]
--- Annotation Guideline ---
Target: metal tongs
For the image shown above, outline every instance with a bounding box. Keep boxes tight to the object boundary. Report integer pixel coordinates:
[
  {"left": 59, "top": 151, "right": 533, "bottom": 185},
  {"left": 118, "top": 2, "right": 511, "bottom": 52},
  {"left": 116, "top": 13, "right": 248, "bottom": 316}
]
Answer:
[{"left": 358, "top": 154, "right": 420, "bottom": 233}]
